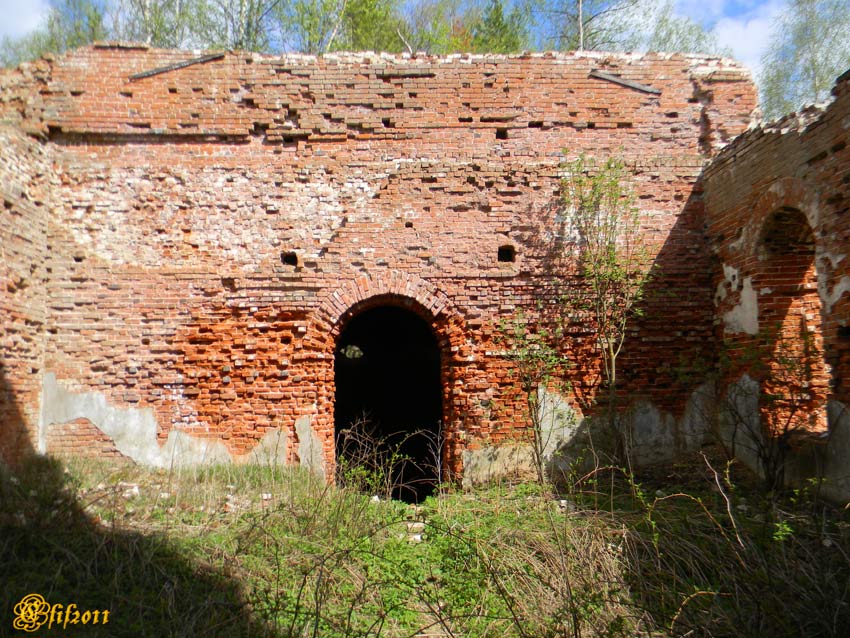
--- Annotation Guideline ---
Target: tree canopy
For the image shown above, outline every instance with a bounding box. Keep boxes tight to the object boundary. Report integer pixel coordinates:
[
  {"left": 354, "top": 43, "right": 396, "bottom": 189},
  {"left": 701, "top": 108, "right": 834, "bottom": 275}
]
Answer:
[
  {"left": 759, "top": 0, "right": 850, "bottom": 120},
  {"left": 7, "top": 0, "right": 848, "bottom": 124},
  {"left": 1, "top": 0, "right": 729, "bottom": 66}
]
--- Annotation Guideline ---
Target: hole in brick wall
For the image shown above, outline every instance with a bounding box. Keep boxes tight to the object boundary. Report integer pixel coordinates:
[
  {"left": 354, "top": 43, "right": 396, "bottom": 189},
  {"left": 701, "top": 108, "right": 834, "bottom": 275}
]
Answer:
[
  {"left": 528, "top": 121, "right": 543, "bottom": 128},
  {"left": 496, "top": 128, "right": 508, "bottom": 140},
  {"left": 587, "top": 122, "right": 596, "bottom": 129},
  {"left": 838, "top": 326, "right": 850, "bottom": 339},
  {"left": 221, "top": 277, "right": 236, "bottom": 291},
  {"left": 498, "top": 245, "right": 516, "bottom": 263},
  {"left": 458, "top": 116, "right": 473, "bottom": 123},
  {"left": 382, "top": 118, "right": 392, "bottom": 128},
  {"left": 807, "top": 150, "right": 828, "bottom": 165},
  {"left": 168, "top": 87, "right": 178, "bottom": 94},
  {"left": 831, "top": 140, "right": 846, "bottom": 153},
  {"left": 405, "top": 221, "right": 414, "bottom": 228},
  {"left": 281, "top": 251, "right": 298, "bottom": 267},
  {"left": 335, "top": 305, "right": 442, "bottom": 503},
  {"left": 665, "top": 112, "right": 678, "bottom": 118},
  {"left": 408, "top": 92, "right": 417, "bottom": 98},
  {"left": 73, "top": 255, "right": 84, "bottom": 263},
  {"left": 617, "top": 122, "right": 633, "bottom": 128}
]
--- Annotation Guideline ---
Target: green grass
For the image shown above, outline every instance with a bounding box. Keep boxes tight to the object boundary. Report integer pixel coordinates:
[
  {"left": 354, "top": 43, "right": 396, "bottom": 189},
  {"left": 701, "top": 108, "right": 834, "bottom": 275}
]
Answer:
[{"left": 2, "top": 451, "right": 849, "bottom": 637}]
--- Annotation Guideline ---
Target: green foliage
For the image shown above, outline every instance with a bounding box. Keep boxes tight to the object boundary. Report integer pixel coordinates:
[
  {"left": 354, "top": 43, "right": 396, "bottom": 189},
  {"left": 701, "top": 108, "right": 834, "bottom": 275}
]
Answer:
[
  {"left": 621, "top": 0, "right": 729, "bottom": 55},
  {"left": 560, "top": 153, "right": 652, "bottom": 425},
  {"left": 333, "top": 0, "right": 406, "bottom": 52},
  {"left": 760, "top": 0, "right": 850, "bottom": 120},
  {"left": 470, "top": 0, "right": 528, "bottom": 53},
  {"left": 403, "top": 0, "right": 472, "bottom": 53},
  {"left": 192, "top": 0, "right": 280, "bottom": 50},
  {"left": 536, "top": 0, "right": 724, "bottom": 53},
  {"left": 111, "top": 0, "right": 196, "bottom": 48},
  {"left": 540, "top": 0, "right": 639, "bottom": 51},
  {"left": 4, "top": 454, "right": 850, "bottom": 637},
  {"left": 0, "top": 0, "right": 728, "bottom": 66},
  {"left": 277, "top": 0, "right": 346, "bottom": 53}
]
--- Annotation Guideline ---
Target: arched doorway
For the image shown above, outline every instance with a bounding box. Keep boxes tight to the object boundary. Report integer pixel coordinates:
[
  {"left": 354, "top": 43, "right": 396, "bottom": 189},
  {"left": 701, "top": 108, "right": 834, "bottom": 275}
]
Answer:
[{"left": 334, "top": 304, "right": 442, "bottom": 501}]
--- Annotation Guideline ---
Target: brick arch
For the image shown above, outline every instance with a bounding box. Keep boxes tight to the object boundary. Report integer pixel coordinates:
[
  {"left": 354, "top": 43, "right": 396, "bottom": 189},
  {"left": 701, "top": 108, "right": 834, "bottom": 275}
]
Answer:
[
  {"left": 318, "top": 271, "right": 455, "bottom": 336},
  {"left": 749, "top": 177, "right": 820, "bottom": 251},
  {"left": 311, "top": 271, "right": 470, "bottom": 479}
]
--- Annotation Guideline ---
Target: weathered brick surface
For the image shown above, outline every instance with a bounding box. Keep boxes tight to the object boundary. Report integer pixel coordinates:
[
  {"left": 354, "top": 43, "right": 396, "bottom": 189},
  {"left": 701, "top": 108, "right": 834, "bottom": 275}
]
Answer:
[
  {"left": 45, "top": 417, "right": 130, "bottom": 460},
  {"left": 1, "top": 44, "right": 760, "bottom": 475},
  {"left": 0, "top": 125, "right": 50, "bottom": 461}
]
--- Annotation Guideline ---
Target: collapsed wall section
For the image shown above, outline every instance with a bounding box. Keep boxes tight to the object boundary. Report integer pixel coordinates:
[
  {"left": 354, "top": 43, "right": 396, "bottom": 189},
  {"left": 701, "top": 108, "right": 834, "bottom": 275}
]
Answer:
[
  {"left": 704, "top": 71, "right": 850, "bottom": 498},
  {"left": 7, "top": 44, "right": 756, "bottom": 477}
]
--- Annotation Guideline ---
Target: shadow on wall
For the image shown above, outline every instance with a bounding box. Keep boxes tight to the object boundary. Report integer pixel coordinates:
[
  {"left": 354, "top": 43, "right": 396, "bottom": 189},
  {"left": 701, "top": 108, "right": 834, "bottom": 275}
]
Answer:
[
  {"left": 0, "top": 365, "right": 271, "bottom": 636},
  {"left": 511, "top": 172, "right": 722, "bottom": 472},
  {"left": 709, "top": 204, "right": 850, "bottom": 497}
]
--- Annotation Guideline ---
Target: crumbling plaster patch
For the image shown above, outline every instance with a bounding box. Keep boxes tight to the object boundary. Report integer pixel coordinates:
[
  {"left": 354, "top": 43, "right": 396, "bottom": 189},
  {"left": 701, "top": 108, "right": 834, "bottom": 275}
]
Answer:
[
  {"left": 462, "top": 443, "right": 535, "bottom": 489},
  {"left": 821, "top": 275, "right": 850, "bottom": 314},
  {"left": 722, "top": 275, "right": 759, "bottom": 334},
  {"left": 462, "top": 383, "right": 716, "bottom": 487},
  {"left": 717, "top": 374, "right": 762, "bottom": 473},
  {"left": 40, "top": 372, "right": 288, "bottom": 467},
  {"left": 819, "top": 401, "right": 850, "bottom": 502},
  {"left": 295, "top": 414, "right": 326, "bottom": 479}
]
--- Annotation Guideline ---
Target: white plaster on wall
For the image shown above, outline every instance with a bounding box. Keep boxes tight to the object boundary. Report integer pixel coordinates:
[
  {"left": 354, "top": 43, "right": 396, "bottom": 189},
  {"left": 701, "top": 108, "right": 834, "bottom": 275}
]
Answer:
[
  {"left": 821, "top": 275, "right": 850, "bottom": 313},
  {"left": 295, "top": 414, "right": 325, "bottom": 479},
  {"left": 461, "top": 443, "right": 535, "bottom": 488},
  {"left": 40, "top": 372, "right": 288, "bottom": 467},
  {"left": 723, "top": 276, "right": 759, "bottom": 334},
  {"left": 717, "top": 374, "right": 762, "bottom": 473},
  {"left": 723, "top": 264, "right": 740, "bottom": 291}
]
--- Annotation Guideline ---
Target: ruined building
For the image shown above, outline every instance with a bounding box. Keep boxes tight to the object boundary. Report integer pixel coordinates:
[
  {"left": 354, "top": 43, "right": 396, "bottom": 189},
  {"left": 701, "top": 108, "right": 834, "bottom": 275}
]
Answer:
[{"left": 1, "top": 45, "right": 848, "bottom": 498}]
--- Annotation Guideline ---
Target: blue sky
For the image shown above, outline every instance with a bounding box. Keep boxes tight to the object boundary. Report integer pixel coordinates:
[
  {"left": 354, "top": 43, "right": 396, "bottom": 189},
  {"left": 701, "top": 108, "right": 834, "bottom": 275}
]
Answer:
[{"left": 0, "top": 0, "right": 785, "bottom": 78}]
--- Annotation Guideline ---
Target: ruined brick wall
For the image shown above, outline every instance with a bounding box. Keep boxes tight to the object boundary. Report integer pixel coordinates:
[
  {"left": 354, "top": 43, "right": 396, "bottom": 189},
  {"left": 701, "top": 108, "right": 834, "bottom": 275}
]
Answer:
[
  {"left": 2, "top": 44, "right": 757, "bottom": 476},
  {"left": 704, "top": 71, "right": 850, "bottom": 497}
]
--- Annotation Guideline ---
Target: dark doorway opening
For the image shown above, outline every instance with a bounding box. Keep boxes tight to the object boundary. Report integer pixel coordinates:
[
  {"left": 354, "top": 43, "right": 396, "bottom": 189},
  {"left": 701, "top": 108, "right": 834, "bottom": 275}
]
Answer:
[{"left": 334, "top": 305, "right": 442, "bottom": 502}]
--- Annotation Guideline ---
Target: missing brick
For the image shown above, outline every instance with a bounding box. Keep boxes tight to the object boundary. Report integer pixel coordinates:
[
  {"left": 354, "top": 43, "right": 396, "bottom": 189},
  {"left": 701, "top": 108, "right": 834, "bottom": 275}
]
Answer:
[{"left": 498, "top": 245, "right": 516, "bottom": 263}]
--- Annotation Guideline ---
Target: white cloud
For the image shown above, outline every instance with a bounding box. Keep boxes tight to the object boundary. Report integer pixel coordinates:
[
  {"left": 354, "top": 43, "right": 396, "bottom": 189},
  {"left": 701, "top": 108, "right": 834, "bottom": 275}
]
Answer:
[
  {"left": 0, "top": 0, "right": 51, "bottom": 40},
  {"left": 713, "top": 0, "right": 785, "bottom": 78},
  {"left": 674, "top": 0, "right": 730, "bottom": 23}
]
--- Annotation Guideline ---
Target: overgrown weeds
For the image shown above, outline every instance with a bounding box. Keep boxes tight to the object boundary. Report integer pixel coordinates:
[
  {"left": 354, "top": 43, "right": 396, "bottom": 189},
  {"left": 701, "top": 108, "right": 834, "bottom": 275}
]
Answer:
[{"left": 2, "top": 448, "right": 849, "bottom": 637}]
